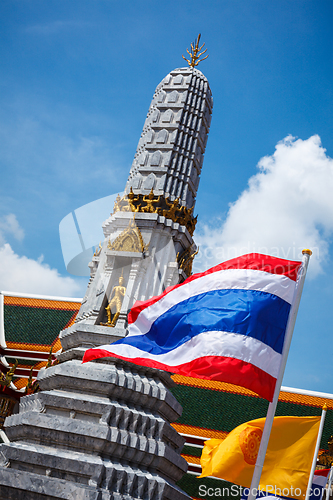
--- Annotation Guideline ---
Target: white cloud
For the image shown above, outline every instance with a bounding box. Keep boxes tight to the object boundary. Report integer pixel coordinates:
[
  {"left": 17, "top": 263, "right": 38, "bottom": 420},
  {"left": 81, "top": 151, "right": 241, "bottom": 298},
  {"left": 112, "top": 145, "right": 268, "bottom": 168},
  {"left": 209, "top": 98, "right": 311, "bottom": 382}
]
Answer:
[
  {"left": 0, "top": 242, "right": 83, "bottom": 298},
  {"left": 195, "top": 135, "right": 333, "bottom": 277},
  {"left": 0, "top": 214, "right": 24, "bottom": 246}
]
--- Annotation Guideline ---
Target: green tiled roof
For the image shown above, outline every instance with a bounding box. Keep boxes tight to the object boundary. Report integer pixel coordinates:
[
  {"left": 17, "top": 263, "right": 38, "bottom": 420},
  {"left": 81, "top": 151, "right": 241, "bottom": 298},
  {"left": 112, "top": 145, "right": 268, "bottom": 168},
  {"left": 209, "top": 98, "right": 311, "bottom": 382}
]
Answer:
[
  {"left": 4, "top": 305, "right": 76, "bottom": 346},
  {"left": 171, "top": 385, "right": 269, "bottom": 429},
  {"left": 1, "top": 295, "right": 81, "bottom": 394},
  {"left": 171, "top": 385, "right": 332, "bottom": 450},
  {"left": 182, "top": 445, "right": 202, "bottom": 458},
  {"left": 177, "top": 474, "right": 241, "bottom": 500},
  {"left": 6, "top": 358, "right": 37, "bottom": 367}
]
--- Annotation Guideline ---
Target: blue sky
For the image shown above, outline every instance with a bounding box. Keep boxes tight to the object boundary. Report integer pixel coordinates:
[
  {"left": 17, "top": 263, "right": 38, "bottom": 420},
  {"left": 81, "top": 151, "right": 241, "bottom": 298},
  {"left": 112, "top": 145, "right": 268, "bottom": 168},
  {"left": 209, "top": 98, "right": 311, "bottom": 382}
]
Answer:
[{"left": 0, "top": 0, "right": 332, "bottom": 393}]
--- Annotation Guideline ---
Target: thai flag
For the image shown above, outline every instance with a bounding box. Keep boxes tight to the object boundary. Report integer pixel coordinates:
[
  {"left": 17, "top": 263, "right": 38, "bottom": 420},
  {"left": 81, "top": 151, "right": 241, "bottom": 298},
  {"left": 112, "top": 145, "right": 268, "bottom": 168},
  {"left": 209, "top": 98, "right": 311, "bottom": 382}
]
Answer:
[
  {"left": 310, "top": 469, "right": 331, "bottom": 500},
  {"left": 83, "top": 254, "right": 302, "bottom": 401}
]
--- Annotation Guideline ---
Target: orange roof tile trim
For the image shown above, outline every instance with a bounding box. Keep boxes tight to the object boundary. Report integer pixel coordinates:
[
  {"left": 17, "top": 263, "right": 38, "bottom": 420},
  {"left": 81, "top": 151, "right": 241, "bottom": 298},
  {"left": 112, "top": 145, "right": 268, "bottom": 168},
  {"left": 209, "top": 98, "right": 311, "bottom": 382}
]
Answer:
[
  {"left": 172, "top": 375, "right": 333, "bottom": 409},
  {"left": 182, "top": 454, "right": 201, "bottom": 465},
  {"left": 4, "top": 296, "right": 81, "bottom": 310},
  {"left": 14, "top": 378, "right": 28, "bottom": 390},
  {"left": 171, "top": 374, "right": 261, "bottom": 398},
  {"left": 277, "top": 391, "right": 333, "bottom": 409},
  {"left": 171, "top": 423, "right": 228, "bottom": 440},
  {"left": 8, "top": 339, "right": 63, "bottom": 353}
]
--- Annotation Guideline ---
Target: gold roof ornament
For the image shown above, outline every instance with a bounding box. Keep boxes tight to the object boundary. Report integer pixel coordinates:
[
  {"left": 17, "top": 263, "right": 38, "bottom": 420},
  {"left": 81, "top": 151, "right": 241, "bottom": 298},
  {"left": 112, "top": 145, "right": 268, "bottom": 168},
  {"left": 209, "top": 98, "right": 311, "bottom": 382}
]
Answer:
[
  {"left": 108, "top": 218, "right": 149, "bottom": 254},
  {"left": 317, "top": 435, "right": 333, "bottom": 467},
  {"left": 45, "top": 346, "right": 53, "bottom": 369},
  {"left": 0, "top": 359, "right": 18, "bottom": 390},
  {"left": 177, "top": 246, "right": 199, "bottom": 278},
  {"left": 25, "top": 365, "right": 39, "bottom": 395},
  {"left": 182, "top": 33, "right": 209, "bottom": 68},
  {"left": 93, "top": 242, "right": 102, "bottom": 257}
]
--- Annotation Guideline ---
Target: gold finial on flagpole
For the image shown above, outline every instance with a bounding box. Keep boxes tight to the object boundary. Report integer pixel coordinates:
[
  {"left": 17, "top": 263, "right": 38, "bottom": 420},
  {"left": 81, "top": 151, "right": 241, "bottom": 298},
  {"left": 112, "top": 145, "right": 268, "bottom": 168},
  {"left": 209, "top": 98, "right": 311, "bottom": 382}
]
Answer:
[
  {"left": 182, "top": 34, "right": 209, "bottom": 68},
  {"left": 302, "top": 249, "right": 312, "bottom": 256}
]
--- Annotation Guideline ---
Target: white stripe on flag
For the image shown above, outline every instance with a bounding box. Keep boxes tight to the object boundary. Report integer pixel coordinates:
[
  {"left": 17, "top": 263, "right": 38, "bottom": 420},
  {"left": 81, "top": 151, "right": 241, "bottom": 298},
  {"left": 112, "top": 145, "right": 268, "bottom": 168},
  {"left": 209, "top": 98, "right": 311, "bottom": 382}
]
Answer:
[
  {"left": 129, "top": 269, "right": 296, "bottom": 337},
  {"left": 97, "top": 330, "right": 282, "bottom": 378}
]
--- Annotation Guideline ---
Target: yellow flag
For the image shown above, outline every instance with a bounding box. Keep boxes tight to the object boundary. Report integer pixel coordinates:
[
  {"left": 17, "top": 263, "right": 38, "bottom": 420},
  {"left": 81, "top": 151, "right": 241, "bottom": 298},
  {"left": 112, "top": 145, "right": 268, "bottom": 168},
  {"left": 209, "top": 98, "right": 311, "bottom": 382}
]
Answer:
[{"left": 200, "top": 416, "right": 321, "bottom": 499}]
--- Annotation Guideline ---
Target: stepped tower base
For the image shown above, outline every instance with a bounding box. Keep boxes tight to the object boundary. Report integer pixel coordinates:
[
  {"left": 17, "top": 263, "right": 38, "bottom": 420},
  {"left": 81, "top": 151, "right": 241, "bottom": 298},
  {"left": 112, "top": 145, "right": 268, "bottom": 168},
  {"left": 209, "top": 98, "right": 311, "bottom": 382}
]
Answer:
[{"left": 0, "top": 356, "right": 189, "bottom": 500}]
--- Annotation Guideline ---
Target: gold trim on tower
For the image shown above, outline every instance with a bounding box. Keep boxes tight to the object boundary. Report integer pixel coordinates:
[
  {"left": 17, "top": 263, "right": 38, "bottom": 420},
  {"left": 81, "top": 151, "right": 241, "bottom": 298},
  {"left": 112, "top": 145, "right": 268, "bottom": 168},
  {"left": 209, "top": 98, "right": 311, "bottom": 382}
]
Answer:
[
  {"left": 111, "top": 193, "right": 198, "bottom": 236},
  {"left": 177, "top": 246, "right": 199, "bottom": 278},
  {"left": 108, "top": 218, "right": 149, "bottom": 254}
]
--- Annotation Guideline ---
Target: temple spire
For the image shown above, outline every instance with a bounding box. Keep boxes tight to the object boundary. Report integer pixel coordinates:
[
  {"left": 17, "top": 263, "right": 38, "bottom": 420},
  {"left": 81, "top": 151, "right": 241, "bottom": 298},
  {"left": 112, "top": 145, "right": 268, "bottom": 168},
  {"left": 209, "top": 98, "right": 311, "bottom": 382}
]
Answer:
[{"left": 0, "top": 57, "right": 214, "bottom": 500}]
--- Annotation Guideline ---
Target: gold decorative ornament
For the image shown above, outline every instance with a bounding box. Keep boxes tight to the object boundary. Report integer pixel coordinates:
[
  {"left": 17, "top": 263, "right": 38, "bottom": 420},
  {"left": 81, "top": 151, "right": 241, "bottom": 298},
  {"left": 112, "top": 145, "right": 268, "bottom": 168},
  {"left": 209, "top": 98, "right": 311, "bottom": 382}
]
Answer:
[
  {"left": 239, "top": 426, "right": 263, "bottom": 465},
  {"left": 104, "top": 273, "right": 126, "bottom": 327},
  {"left": 119, "top": 189, "right": 141, "bottom": 213},
  {"left": 112, "top": 194, "right": 122, "bottom": 215},
  {"left": 25, "top": 365, "right": 39, "bottom": 395},
  {"left": 25, "top": 367, "right": 33, "bottom": 394},
  {"left": 182, "top": 33, "right": 209, "bottom": 68},
  {"left": 329, "top": 435, "right": 333, "bottom": 451},
  {"left": 111, "top": 189, "right": 141, "bottom": 215},
  {"left": 93, "top": 242, "right": 102, "bottom": 257},
  {"left": 162, "top": 197, "right": 182, "bottom": 222},
  {"left": 318, "top": 435, "right": 333, "bottom": 466},
  {"left": 179, "top": 205, "right": 194, "bottom": 227},
  {"left": 0, "top": 359, "right": 18, "bottom": 390},
  {"left": 124, "top": 187, "right": 141, "bottom": 213},
  {"left": 178, "top": 246, "right": 199, "bottom": 277},
  {"left": 45, "top": 346, "right": 53, "bottom": 369},
  {"left": 108, "top": 218, "right": 148, "bottom": 254},
  {"left": 142, "top": 189, "right": 160, "bottom": 213},
  {"left": 110, "top": 191, "right": 198, "bottom": 237},
  {"left": 186, "top": 214, "right": 197, "bottom": 236},
  {"left": 0, "top": 394, "right": 17, "bottom": 428}
]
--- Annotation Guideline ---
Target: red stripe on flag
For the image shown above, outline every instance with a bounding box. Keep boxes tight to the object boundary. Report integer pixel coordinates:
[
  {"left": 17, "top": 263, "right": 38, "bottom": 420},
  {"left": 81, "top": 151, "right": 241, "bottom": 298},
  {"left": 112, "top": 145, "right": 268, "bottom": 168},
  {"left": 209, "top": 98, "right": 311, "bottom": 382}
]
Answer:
[
  {"left": 128, "top": 253, "right": 301, "bottom": 324},
  {"left": 314, "top": 469, "right": 331, "bottom": 477},
  {"left": 82, "top": 350, "right": 277, "bottom": 401}
]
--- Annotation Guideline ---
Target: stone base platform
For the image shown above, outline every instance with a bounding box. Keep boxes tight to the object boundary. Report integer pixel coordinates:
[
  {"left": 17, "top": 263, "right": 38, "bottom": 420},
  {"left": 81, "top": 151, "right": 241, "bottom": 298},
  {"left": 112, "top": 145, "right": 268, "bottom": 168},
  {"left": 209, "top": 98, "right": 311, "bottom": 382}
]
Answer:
[{"left": 0, "top": 359, "right": 190, "bottom": 500}]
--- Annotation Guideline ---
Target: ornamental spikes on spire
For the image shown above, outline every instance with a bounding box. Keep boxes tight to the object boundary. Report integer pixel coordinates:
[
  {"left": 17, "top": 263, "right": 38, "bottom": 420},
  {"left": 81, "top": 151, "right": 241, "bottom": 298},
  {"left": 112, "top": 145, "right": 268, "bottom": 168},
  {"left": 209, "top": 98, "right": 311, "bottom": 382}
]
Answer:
[{"left": 182, "top": 33, "right": 209, "bottom": 68}]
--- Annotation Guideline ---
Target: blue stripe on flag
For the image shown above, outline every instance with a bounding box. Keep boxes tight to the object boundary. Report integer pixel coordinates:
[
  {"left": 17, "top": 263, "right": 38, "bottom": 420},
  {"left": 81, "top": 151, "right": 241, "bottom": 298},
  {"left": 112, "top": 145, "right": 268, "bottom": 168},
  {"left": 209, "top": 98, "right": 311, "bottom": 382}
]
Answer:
[{"left": 118, "top": 289, "right": 291, "bottom": 354}]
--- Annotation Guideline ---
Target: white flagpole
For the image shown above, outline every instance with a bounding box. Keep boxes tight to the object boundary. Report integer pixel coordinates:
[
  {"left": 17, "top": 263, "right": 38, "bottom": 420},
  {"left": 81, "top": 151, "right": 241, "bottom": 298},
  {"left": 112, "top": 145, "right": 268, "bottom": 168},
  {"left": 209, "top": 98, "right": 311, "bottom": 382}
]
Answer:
[
  {"left": 304, "top": 404, "right": 328, "bottom": 500},
  {"left": 325, "top": 465, "right": 333, "bottom": 500},
  {"left": 246, "top": 249, "right": 312, "bottom": 500}
]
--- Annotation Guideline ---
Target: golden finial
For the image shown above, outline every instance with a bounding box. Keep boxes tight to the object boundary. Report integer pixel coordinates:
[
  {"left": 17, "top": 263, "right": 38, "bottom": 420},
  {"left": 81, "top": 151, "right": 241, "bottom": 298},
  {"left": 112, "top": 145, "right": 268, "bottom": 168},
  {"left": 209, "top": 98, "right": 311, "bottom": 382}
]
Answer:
[
  {"left": 182, "top": 34, "right": 209, "bottom": 68},
  {"left": 302, "top": 249, "right": 312, "bottom": 256}
]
